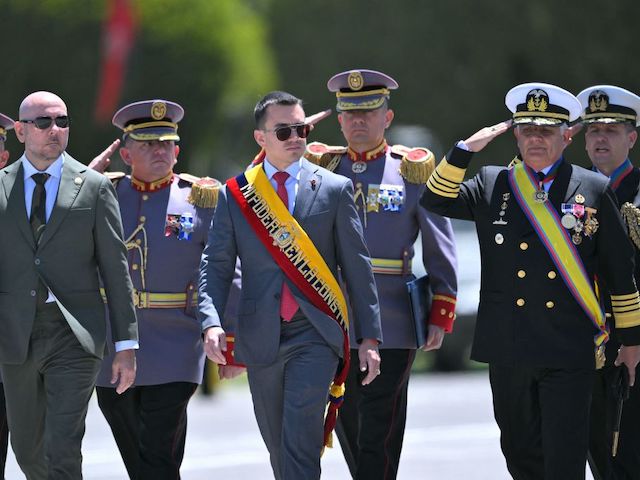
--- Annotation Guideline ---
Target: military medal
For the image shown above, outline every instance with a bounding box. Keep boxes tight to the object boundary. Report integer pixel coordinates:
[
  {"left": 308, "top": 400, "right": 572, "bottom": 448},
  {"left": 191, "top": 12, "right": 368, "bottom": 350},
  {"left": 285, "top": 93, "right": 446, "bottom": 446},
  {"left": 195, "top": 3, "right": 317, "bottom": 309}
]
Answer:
[
  {"left": 352, "top": 161, "right": 367, "bottom": 173},
  {"left": 534, "top": 189, "right": 548, "bottom": 203},
  {"left": 572, "top": 233, "right": 582, "bottom": 245},
  {"left": 575, "top": 194, "right": 585, "bottom": 204},
  {"left": 495, "top": 233, "right": 504, "bottom": 244},
  {"left": 493, "top": 193, "right": 510, "bottom": 224},
  {"left": 178, "top": 213, "right": 194, "bottom": 240},
  {"left": 561, "top": 213, "right": 577, "bottom": 229}
]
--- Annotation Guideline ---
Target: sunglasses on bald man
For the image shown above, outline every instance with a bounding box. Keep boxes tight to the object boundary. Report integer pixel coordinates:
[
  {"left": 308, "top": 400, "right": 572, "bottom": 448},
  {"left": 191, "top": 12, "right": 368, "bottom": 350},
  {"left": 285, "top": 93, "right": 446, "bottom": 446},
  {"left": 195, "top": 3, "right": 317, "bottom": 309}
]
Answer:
[
  {"left": 264, "top": 123, "right": 310, "bottom": 142},
  {"left": 20, "top": 116, "right": 70, "bottom": 130}
]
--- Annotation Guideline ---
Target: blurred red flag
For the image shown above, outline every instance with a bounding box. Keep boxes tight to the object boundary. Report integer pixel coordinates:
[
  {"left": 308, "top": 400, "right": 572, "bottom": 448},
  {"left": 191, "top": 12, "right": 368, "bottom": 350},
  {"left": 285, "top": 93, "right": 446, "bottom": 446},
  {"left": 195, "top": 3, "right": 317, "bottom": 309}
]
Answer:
[{"left": 94, "top": 0, "right": 136, "bottom": 123}]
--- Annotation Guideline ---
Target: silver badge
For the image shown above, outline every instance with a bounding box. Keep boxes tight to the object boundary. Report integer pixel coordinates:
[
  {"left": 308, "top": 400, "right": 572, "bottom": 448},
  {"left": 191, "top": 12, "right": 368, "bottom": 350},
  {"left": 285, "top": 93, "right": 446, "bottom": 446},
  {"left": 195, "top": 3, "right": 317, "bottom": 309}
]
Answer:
[
  {"left": 572, "top": 233, "right": 582, "bottom": 245},
  {"left": 561, "top": 213, "right": 577, "bottom": 229},
  {"left": 352, "top": 161, "right": 367, "bottom": 173},
  {"left": 495, "top": 233, "right": 504, "bottom": 244},
  {"left": 534, "top": 189, "right": 548, "bottom": 203}
]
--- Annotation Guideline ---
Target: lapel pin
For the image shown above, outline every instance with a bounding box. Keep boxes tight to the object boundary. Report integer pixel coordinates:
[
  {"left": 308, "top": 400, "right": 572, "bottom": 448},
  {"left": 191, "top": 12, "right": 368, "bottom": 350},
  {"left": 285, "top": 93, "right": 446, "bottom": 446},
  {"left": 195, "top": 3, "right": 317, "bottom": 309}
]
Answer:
[
  {"left": 310, "top": 179, "right": 316, "bottom": 191},
  {"left": 74, "top": 176, "right": 83, "bottom": 185}
]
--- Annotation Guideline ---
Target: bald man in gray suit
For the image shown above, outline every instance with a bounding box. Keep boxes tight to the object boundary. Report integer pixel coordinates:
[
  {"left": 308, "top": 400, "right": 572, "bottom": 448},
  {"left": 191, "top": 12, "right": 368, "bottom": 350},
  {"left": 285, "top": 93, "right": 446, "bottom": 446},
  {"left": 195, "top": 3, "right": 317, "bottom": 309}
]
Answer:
[
  {"left": 0, "top": 92, "right": 138, "bottom": 479},
  {"left": 199, "top": 91, "right": 383, "bottom": 480}
]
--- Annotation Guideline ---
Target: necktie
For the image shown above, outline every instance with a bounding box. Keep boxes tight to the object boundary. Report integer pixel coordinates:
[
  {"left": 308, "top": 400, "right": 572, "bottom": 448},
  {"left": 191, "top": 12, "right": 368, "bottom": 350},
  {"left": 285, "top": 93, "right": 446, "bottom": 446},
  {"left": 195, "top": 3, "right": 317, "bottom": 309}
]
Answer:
[
  {"left": 30, "top": 173, "right": 50, "bottom": 243},
  {"left": 273, "top": 171, "right": 299, "bottom": 321},
  {"left": 30, "top": 172, "right": 50, "bottom": 305}
]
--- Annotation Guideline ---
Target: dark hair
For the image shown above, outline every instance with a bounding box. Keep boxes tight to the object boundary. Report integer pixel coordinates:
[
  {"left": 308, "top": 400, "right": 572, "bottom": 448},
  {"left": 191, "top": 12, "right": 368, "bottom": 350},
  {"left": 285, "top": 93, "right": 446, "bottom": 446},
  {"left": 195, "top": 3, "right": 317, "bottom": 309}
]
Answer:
[{"left": 254, "top": 91, "right": 303, "bottom": 129}]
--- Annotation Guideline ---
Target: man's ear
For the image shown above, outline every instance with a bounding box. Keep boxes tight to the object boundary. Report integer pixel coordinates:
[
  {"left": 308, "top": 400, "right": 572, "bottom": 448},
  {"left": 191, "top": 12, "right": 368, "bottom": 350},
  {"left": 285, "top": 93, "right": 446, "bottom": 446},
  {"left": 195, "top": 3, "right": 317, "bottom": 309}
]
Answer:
[
  {"left": 119, "top": 147, "right": 133, "bottom": 166},
  {"left": 14, "top": 122, "right": 26, "bottom": 144},
  {"left": 0, "top": 149, "right": 9, "bottom": 168},
  {"left": 384, "top": 108, "right": 395, "bottom": 128},
  {"left": 254, "top": 129, "right": 266, "bottom": 148}
]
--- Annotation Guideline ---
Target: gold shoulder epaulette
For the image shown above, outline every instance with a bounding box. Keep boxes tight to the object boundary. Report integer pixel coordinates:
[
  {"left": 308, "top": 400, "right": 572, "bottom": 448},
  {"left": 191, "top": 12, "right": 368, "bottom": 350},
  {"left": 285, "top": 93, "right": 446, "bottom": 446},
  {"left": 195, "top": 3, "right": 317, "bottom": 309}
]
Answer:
[
  {"left": 304, "top": 142, "right": 347, "bottom": 172},
  {"left": 105, "top": 171, "right": 126, "bottom": 186},
  {"left": 621, "top": 202, "right": 640, "bottom": 250},
  {"left": 391, "top": 145, "right": 435, "bottom": 184},
  {"left": 179, "top": 173, "right": 221, "bottom": 209}
]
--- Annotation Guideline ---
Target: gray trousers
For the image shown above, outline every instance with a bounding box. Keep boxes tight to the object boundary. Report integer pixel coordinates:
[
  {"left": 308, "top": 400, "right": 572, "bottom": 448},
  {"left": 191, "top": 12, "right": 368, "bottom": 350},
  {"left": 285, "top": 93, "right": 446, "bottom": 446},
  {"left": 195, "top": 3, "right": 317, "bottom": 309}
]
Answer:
[
  {"left": 247, "top": 314, "right": 339, "bottom": 480},
  {"left": 1, "top": 303, "right": 100, "bottom": 480}
]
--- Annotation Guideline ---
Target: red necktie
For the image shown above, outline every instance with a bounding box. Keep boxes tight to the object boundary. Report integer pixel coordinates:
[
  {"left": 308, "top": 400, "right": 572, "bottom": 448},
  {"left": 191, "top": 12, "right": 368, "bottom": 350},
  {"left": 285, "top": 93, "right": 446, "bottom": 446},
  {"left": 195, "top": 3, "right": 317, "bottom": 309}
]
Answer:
[{"left": 273, "top": 171, "right": 299, "bottom": 321}]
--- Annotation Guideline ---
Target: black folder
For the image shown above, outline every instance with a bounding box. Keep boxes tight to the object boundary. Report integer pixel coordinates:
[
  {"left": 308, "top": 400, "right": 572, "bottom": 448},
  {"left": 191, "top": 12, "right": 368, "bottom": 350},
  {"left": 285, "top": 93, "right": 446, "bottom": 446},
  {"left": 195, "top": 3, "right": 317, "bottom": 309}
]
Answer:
[{"left": 406, "top": 274, "right": 433, "bottom": 348}]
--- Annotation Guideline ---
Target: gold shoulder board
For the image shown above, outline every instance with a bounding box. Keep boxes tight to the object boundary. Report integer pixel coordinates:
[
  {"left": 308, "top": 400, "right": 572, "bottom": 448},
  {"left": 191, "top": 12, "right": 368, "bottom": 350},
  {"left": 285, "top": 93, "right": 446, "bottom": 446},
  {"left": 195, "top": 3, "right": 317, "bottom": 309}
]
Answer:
[
  {"left": 621, "top": 202, "right": 640, "bottom": 250},
  {"left": 391, "top": 145, "right": 435, "bottom": 184},
  {"left": 105, "top": 171, "right": 126, "bottom": 186},
  {"left": 304, "top": 142, "right": 347, "bottom": 172},
  {"left": 179, "top": 173, "right": 221, "bottom": 209}
]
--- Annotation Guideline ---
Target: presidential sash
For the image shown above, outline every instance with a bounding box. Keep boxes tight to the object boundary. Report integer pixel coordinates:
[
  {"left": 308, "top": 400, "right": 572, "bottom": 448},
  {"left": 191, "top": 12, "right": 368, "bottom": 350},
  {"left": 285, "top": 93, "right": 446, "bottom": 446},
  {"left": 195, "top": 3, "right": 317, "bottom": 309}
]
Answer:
[
  {"left": 227, "top": 164, "right": 350, "bottom": 449},
  {"left": 508, "top": 163, "right": 608, "bottom": 351}
]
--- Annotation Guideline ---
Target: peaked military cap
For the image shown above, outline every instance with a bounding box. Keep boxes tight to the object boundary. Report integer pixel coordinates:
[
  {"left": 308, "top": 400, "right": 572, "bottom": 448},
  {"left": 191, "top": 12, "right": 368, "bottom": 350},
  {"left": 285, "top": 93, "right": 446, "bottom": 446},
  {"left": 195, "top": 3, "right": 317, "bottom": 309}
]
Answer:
[
  {"left": 577, "top": 85, "right": 640, "bottom": 127},
  {"left": 506, "top": 82, "right": 581, "bottom": 126},
  {"left": 0, "top": 112, "right": 15, "bottom": 142},
  {"left": 113, "top": 99, "right": 184, "bottom": 141},
  {"left": 327, "top": 69, "right": 398, "bottom": 112}
]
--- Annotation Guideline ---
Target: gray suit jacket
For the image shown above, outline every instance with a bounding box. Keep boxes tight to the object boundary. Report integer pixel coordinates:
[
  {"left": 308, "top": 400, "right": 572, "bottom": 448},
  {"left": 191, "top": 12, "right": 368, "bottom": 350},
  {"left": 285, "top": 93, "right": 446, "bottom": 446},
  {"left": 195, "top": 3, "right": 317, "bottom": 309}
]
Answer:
[
  {"left": 199, "top": 158, "right": 382, "bottom": 366},
  {"left": 0, "top": 153, "right": 138, "bottom": 364}
]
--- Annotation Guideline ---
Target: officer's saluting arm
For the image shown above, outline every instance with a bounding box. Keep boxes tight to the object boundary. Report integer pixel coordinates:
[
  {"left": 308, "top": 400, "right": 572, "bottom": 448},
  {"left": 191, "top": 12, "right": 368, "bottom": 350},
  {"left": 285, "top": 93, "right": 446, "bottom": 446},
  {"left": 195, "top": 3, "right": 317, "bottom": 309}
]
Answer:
[{"left": 421, "top": 121, "right": 512, "bottom": 220}]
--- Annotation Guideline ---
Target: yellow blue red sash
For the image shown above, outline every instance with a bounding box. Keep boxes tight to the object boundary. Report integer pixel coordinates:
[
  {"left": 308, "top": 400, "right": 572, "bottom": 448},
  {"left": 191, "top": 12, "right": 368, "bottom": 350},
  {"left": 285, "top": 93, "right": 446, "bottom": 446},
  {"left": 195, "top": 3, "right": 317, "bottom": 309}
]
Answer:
[
  {"left": 508, "top": 162, "right": 608, "bottom": 347},
  {"left": 227, "top": 164, "right": 350, "bottom": 448}
]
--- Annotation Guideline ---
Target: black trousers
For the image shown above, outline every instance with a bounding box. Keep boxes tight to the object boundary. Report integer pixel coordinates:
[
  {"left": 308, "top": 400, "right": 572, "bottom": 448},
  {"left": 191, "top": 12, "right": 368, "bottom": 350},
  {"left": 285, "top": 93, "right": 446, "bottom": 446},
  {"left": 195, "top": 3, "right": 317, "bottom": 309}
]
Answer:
[
  {"left": 336, "top": 348, "right": 415, "bottom": 480},
  {"left": 0, "top": 383, "right": 7, "bottom": 480},
  {"left": 489, "top": 364, "right": 595, "bottom": 480},
  {"left": 588, "top": 365, "right": 640, "bottom": 480},
  {"left": 96, "top": 381, "right": 197, "bottom": 480}
]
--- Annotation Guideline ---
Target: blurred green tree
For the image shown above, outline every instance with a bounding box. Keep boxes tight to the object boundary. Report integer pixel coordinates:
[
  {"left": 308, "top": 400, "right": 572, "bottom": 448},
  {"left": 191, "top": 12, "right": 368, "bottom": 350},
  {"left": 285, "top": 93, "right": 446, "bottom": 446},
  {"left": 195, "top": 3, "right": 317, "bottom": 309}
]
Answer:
[{"left": 0, "top": 0, "right": 276, "bottom": 177}]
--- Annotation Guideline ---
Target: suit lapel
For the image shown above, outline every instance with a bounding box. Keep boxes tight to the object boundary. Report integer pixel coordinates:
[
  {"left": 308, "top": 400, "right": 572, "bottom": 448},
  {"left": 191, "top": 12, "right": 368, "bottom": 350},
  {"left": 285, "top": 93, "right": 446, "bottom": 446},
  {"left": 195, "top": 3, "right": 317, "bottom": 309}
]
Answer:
[
  {"left": 293, "top": 159, "right": 321, "bottom": 222},
  {"left": 558, "top": 162, "right": 581, "bottom": 204},
  {"left": 2, "top": 158, "right": 36, "bottom": 249},
  {"left": 38, "top": 153, "right": 84, "bottom": 248}
]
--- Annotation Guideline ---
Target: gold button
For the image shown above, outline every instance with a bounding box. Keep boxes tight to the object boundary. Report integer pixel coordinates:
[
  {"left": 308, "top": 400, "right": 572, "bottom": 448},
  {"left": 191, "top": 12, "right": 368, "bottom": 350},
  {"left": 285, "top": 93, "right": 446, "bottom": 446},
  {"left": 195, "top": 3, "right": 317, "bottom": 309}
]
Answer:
[
  {"left": 139, "top": 216, "right": 146, "bottom": 223},
  {"left": 135, "top": 239, "right": 142, "bottom": 245},
  {"left": 132, "top": 264, "right": 139, "bottom": 270},
  {"left": 546, "top": 301, "right": 554, "bottom": 309},
  {"left": 517, "top": 270, "right": 526, "bottom": 278},
  {"left": 520, "top": 242, "right": 528, "bottom": 250},
  {"left": 547, "top": 271, "right": 557, "bottom": 279},
  {"left": 440, "top": 308, "right": 446, "bottom": 315},
  {"left": 516, "top": 298, "right": 525, "bottom": 307},
  {"left": 142, "top": 194, "right": 149, "bottom": 201},
  {"left": 605, "top": 313, "right": 612, "bottom": 318},
  {"left": 448, "top": 312, "right": 454, "bottom": 318}
]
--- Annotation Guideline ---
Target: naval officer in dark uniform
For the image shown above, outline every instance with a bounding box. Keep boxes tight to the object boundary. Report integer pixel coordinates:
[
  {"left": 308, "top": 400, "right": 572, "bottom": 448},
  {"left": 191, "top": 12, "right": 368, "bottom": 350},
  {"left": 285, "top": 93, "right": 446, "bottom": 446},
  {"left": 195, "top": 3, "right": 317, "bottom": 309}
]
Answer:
[
  {"left": 576, "top": 85, "right": 640, "bottom": 480},
  {"left": 305, "top": 69, "right": 457, "bottom": 479},
  {"left": 422, "top": 82, "right": 640, "bottom": 480},
  {"left": 0, "top": 112, "right": 13, "bottom": 480},
  {"left": 91, "top": 99, "right": 234, "bottom": 479}
]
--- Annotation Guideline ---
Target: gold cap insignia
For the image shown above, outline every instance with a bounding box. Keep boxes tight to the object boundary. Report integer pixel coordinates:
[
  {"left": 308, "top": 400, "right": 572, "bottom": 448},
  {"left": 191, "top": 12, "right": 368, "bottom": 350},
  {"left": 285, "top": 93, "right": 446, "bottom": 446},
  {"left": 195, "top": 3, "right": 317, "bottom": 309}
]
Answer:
[
  {"left": 526, "top": 89, "right": 549, "bottom": 112},
  {"left": 589, "top": 90, "right": 609, "bottom": 113},
  {"left": 348, "top": 71, "right": 364, "bottom": 91},
  {"left": 151, "top": 101, "right": 167, "bottom": 120}
]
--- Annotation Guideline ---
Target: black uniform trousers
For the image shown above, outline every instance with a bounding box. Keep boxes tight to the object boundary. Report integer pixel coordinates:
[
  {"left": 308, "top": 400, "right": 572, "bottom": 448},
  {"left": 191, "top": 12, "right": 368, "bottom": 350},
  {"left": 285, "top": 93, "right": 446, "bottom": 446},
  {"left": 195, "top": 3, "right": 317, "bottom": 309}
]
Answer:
[
  {"left": 588, "top": 365, "right": 640, "bottom": 480},
  {"left": 489, "top": 364, "right": 595, "bottom": 480},
  {"left": 96, "top": 381, "right": 197, "bottom": 480},
  {"left": 0, "top": 384, "right": 7, "bottom": 479},
  {"left": 336, "top": 348, "right": 416, "bottom": 480}
]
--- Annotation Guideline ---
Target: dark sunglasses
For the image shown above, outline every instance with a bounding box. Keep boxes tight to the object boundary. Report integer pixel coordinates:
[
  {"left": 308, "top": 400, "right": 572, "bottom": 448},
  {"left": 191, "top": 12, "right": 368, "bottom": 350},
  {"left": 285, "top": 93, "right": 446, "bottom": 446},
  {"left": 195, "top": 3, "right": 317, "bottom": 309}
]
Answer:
[
  {"left": 266, "top": 123, "right": 310, "bottom": 141},
  {"left": 20, "top": 116, "right": 70, "bottom": 130}
]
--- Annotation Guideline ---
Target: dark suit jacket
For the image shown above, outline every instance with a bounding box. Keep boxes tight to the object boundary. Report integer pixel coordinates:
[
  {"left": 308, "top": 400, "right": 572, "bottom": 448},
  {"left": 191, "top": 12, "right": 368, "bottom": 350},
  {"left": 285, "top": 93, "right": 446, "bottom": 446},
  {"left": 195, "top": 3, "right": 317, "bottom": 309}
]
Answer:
[
  {"left": 199, "top": 158, "right": 382, "bottom": 366},
  {"left": 0, "top": 153, "right": 138, "bottom": 363},
  {"left": 422, "top": 146, "right": 640, "bottom": 368}
]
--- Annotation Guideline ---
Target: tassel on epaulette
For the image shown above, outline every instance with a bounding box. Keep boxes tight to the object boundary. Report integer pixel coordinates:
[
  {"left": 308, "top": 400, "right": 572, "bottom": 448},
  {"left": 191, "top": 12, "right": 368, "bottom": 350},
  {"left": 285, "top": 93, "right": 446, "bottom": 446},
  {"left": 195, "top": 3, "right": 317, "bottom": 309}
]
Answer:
[
  {"left": 179, "top": 173, "right": 221, "bottom": 208},
  {"left": 621, "top": 202, "right": 640, "bottom": 250},
  {"left": 396, "top": 147, "right": 435, "bottom": 184},
  {"left": 305, "top": 142, "right": 347, "bottom": 172}
]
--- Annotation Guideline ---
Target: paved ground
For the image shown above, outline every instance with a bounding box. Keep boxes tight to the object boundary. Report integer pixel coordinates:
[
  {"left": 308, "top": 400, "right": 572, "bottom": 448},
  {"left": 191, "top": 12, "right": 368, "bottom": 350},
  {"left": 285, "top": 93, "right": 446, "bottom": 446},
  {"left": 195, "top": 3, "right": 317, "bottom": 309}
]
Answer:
[{"left": 5, "top": 370, "right": 595, "bottom": 479}]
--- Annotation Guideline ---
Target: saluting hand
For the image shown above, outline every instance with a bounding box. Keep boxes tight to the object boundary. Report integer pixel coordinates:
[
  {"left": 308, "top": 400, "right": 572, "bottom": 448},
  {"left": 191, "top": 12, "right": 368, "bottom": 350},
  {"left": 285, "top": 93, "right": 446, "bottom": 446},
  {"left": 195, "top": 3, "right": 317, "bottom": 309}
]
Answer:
[
  {"left": 464, "top": 120, "right": 512, "bottom": 153},
  {"left": 358, "top": 338, "right": 381, "bottom": 386},
  {"left": 89, "top": 139, "right": 120, "bottom": 173},
  {"left": 421, "top": 325, "right": 445, "bottom": 352},
  {"left": 615, "top": 345, "right": 640, "bottom": 386},
  {"left": 111, "top": 349, "right": 136, "bottom": 394},
  {"left": 203, "top": 326, "right": 228, "bottom": 365}
]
